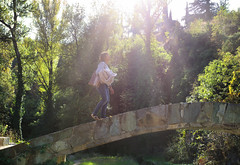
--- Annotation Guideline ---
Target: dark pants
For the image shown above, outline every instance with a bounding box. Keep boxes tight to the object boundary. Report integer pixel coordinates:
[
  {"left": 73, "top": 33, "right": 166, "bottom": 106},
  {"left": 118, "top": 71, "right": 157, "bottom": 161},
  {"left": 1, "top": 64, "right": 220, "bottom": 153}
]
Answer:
[{"left": 92, "top": 84, "right": 110, "bottom": 118}]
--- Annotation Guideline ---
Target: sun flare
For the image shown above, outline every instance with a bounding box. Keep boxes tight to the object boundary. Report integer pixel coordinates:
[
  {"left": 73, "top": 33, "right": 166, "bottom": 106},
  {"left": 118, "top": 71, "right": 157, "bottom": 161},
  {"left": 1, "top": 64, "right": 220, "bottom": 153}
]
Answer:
[
  {"left": 66, "top": 0, "right": 141, "bottom": 15},
  {"left": 113, "top": 0, "right": 141, "bottom": 12}
]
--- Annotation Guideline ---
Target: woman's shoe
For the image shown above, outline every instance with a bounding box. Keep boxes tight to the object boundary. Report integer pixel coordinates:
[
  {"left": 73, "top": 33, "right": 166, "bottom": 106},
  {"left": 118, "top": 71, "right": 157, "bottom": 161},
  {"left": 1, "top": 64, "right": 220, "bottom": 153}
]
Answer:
[{"left": 91, "top": 114, "right": 100, "bottom": 120}]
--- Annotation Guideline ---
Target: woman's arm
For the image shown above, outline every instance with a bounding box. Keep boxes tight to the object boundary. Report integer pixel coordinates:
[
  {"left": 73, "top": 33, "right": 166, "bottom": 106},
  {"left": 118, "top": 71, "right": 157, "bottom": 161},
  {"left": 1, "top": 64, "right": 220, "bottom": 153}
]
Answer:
[{"left": 98, "top": 70, "right": 114, "bottom": 86}]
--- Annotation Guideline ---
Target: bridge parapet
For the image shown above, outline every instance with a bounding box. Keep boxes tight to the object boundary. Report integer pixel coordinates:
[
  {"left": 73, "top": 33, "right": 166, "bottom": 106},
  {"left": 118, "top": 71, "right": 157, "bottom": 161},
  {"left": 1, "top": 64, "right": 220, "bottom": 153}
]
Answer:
[{"left": 1, "top": 102, "right": 240, "bottom": 164}]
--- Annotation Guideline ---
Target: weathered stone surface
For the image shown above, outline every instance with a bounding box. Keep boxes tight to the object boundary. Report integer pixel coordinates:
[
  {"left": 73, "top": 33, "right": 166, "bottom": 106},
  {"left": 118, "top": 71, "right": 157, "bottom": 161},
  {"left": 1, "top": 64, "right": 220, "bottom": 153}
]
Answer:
[
  {"left": 16, "top": 157, "right": 27, "bottom": 165},
  {"left": 167, "top": 124, "right": 183, "bottom": 130},
  {"left": 197, "top": 102, "right": 214, "bottom": 123},
  {"left": 34, "top": 151, "right": 53, "bottom": 164},
  {"left": 189, "top": 122, "right": 202, "bottom": 128},
  {"left": 52, "top": 127, "right": 73, "bottom": 142},
  {"left": 51, "top": 141, "right": 69, "bottom": 152},
  {"left": 136, "top": 106, "right": 167, "bottom": 128},
  {"left": 0, "top": 146, "right": 16, "bottom": 158},
  {"left": 150, "top": 105, "right": 167, "bottom": 121},
  {"left": 0, "top": 137, "right": 9, "bottom": 146},
  {"left": 223, "top": 103, "right": 240, "bottom": 124},
  {"left": 167, "top": 104, "right": 181, "bottom": 124},
  {"left": 121, "top": 111, "right": 137, "bottom": 132},
  {"left": 69, "top": 122, "right": 95, "bottom": 147},
  {"left": 182, "top": 103, "right": 201, "bottom": 123},
  {"left": 180, "top": 103, "right": 187, "bottom": 118},
  {"left": 211, "top": 103, "right": 227, "bottom": 124},
  {"left": 1, "top": 102, "right": 240, "bottom": 165},
  {"left": 94, "top": 120, "right": 110, "bottom": 140},
  {"left": 30, "top": 135, "right": 54, "bottom": 147},
  {"left": 109, "top": 116, "right": 121, "bottom": 136},
  {"left": 216, "top": 104, "right": 227, "bottom": 123}
]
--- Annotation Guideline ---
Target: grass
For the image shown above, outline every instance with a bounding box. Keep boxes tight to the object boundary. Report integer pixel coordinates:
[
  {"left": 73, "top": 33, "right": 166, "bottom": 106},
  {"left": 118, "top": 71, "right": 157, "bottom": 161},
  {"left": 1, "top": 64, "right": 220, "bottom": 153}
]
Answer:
[
  {"left": 69, "top": 154, "right": 193, "bottom": 165},
  {"left": 142, "top": 155, "right": 193, "bottom": 165},
  {"left": 74, "top": 156, "right": 138, "bottom": 165}
]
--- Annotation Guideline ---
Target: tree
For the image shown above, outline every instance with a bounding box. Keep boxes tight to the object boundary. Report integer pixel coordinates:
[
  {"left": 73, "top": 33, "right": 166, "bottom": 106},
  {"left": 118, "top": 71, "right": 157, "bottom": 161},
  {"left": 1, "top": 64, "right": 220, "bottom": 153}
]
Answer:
[
  {"left": 63, "top": 3, "right": 85, "bottom": 57},
  {"left": 219, "top": 0, "right": 229, "bottom": 11},
  {"left": 33, "top": 0, "right": 66, "bottom": 133},
  {"left": 211, "top": 9, "right": 240, "bottom": 49},
  {"left": 0, "top": 0, "right": 33, "bottom": 138},
  {"left": 166, "top": 129, "right": 240, "bottom": 164},
  {"left": 0, "top": 41, "right": 14, "bottom": 127},
  {"left": 132, "top": 0, "right": 167, "bottom": 57},
  {"left": 189, "top": 0, "right": 218, "bottom": 21},
  {"left": 184, "top": 2, "right": 190, "bottom": 27},
  {"left": 222, "top": 32, "right": 240, "bottom": 54}
]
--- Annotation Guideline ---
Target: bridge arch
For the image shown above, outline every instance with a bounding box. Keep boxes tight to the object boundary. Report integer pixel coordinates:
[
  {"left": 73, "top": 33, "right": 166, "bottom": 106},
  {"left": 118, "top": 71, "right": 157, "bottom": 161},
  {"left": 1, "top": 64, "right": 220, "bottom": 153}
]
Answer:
[{"left": 1, "top": 102, "right": 240, "bottom": 164}]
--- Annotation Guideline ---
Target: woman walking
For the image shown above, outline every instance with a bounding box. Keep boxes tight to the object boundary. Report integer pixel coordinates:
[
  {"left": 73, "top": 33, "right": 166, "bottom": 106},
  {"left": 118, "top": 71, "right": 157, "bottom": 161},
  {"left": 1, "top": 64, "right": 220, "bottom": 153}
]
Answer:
[{"left": 91, "top": 52, "right": 117, "bottom": 120}]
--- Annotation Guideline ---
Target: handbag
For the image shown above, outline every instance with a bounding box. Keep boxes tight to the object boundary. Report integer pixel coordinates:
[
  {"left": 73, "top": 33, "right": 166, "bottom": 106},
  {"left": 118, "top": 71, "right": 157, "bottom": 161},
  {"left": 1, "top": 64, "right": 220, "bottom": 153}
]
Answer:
[{"left": 88, "top": 71, "right": 100, "bottom": 87}]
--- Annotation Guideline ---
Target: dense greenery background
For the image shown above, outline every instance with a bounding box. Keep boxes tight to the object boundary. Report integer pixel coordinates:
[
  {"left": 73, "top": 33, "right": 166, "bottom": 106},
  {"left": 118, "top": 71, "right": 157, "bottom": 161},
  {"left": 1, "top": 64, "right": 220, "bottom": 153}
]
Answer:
[{"left": 1, "top": 0, "right": 240, "bottom": 164}]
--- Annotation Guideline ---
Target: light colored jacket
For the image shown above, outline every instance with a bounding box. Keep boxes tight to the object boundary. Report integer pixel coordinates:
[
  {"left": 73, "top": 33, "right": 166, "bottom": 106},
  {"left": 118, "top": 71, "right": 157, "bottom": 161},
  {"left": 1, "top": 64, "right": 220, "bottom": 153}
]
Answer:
[{"left": 95, "top": 62, "right": 117, "bottom": 87}]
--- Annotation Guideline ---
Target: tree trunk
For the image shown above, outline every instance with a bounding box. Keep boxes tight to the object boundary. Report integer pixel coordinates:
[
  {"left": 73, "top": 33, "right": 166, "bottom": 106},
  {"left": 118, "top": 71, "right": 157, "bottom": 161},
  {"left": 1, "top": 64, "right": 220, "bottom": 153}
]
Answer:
[
  {"left": 145, "top": 0, "right": 152, "bottom": 58},
  {"left": 12, "top": 36, "right": 24, "bottom": 139},
  {"left": 205, "top": 0, "right": 211, "bottom": 21},
  {"left": 45, "top": 59, "right": 55, "bottom": 133}
]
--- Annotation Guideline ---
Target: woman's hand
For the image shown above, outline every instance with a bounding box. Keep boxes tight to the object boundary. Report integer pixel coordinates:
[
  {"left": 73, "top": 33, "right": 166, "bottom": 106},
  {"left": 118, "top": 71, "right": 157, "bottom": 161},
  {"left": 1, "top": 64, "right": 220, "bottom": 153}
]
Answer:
[{"left": 109, "top": 86, "right": 114, "bottom": 95}]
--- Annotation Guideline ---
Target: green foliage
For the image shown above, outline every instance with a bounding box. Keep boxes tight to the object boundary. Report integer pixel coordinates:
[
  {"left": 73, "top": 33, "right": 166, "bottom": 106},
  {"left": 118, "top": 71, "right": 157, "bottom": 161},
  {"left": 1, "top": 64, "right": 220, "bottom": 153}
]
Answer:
[
  {"left": 113, "top": 35, "right": 171, "bottom": 112},
  {"left": 0, "top": 42, "right": 14, "bottom": 125},
  {"left": 0, "top": 124, "right": 8, "bottom": 135},
  {"left": 188, "top": 19, "right": 209, "bottom": 36},
  {"left": 211, "top": 9, "right": 240, "bottom": 48},
  {"left": 119, "top": 36, "right": 152, "bottom": 110},
  {"left": 166, "top": 130, "right": 197, "bottom": 163},
  {"left": 139, "top": 155, "right": 175, "bottom": 165},
  {"left": 31, "top": 0, "right": 67, "bottom": 134},
  {"left": 178, "top": 12, "right": 240, "bottom": 163},
  {"left": 37, "top": 158, "right": 73, "bottom": 165},
  {"left": 0, "top": 0, "right": 33, "bottom": 41},
  {"left": 166, "top": 130, "right": 240, "bottom": 164},
  {"left": 187, "top": 49, "right": 240, "bottom": 103},
  {"left": 197, "top": 132, "right": 240, "bottom": 164},
  {"left": 162, "top": 18, "right": 217, "bottom": 103},
  {"left": 0, "top": 0, "right": 34, "bottom": 139},
  {"left": 222, "top": 32, "right": 240, "bottom": 54},
  {"left": 219, "top": 0, "right": 229, "bottom": 11}
]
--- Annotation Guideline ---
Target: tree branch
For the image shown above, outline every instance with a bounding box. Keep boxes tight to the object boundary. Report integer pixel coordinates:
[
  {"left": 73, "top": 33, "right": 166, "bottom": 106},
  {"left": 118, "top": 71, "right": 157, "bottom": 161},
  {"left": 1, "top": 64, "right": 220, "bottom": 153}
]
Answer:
[
  {"left": 140, "top": 33, "right": 146, "bottom": 42},
  {"left": 13, "top": 0, "right": 18, "bottom": 30},
  {"left": 37, "top": 50, "right": 50, "bottom": 69},
  {"left": 24, "top": 58, "right": 48, "bottom": 91},
  {"left": 0, "top": 19, "right": 11, "bottom": 29},
  {"left": 34, "top": 60, "right": 49, "bottom": 91}
]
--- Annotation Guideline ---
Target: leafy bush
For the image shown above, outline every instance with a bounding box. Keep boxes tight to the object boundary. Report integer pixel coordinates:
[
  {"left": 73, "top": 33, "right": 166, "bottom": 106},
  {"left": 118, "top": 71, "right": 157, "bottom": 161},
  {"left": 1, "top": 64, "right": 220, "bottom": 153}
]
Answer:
[{"left": 187, "top": 48, "right": 240, "bottom": 103}]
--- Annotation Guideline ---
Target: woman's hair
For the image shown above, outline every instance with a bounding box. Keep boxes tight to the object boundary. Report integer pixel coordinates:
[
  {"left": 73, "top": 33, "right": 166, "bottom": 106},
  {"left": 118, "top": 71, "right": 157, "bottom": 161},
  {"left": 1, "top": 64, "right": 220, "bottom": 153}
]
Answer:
[{"left": 99, "top": 51, "right": 109, "bottom": 62}]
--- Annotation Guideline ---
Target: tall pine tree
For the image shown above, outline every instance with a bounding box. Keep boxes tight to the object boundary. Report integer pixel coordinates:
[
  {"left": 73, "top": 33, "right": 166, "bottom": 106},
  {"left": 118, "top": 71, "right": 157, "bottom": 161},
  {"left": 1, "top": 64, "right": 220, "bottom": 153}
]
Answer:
[{"left": 189, "top": 0, "right": 218, "bottom": 21}]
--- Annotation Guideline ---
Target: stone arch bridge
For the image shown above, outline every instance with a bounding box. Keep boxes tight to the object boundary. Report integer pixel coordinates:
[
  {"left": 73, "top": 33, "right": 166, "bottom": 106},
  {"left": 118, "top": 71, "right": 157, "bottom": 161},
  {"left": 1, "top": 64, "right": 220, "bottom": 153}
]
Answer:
[{"left": 1, "top": 102, "right": 240, "bottom": 164}]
